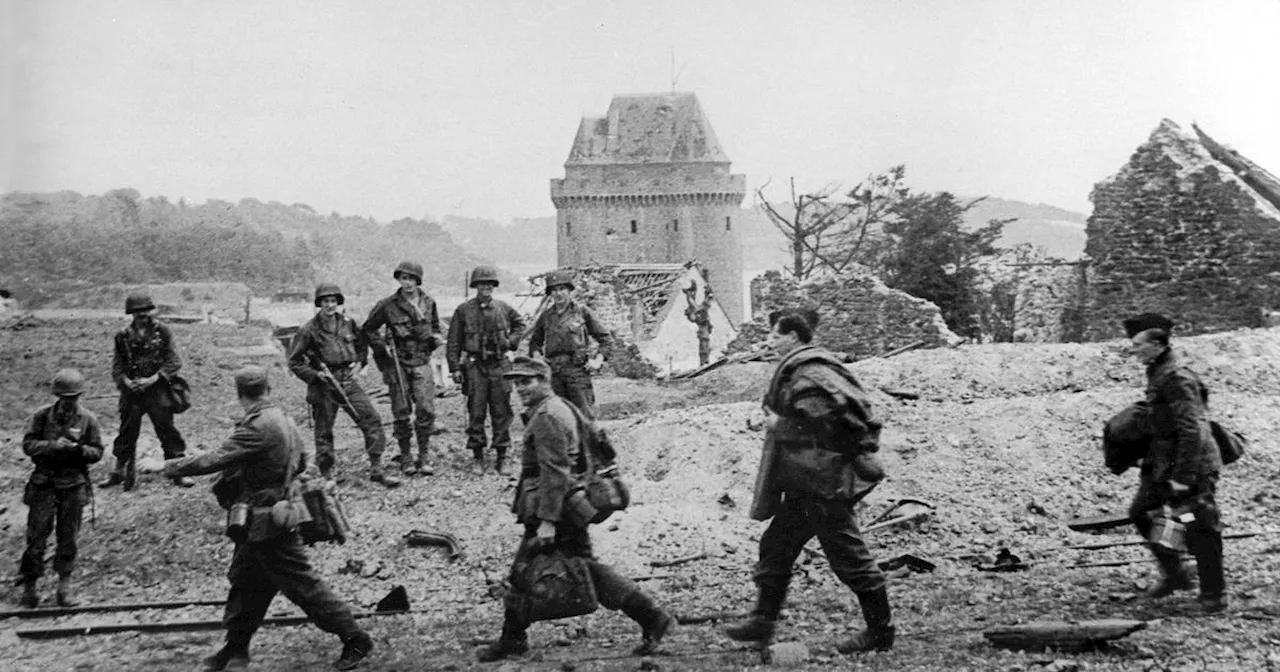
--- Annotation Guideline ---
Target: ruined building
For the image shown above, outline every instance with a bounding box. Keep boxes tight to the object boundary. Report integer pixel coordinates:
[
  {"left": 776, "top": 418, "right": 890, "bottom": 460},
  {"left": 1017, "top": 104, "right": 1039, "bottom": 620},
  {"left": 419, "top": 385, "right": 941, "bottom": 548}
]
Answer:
[
  {"left": 549, "top": 92, "right": 746, "bottom": 324},
  {"left": 1083, "top": 119, "right": 1280, "bottom": 340}
]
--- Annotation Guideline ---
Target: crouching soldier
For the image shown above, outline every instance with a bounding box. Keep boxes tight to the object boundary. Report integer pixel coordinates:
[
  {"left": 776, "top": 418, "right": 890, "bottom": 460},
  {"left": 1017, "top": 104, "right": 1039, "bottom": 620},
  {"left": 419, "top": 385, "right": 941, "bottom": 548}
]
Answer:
[
  {"left": 17, "top": 369, "right": 104, "bottom": 608},
  {"left": 726, "top": 308, "right": 895, "bottom": 654},
  {"left": 287, "top": 283, "right": 398, "bottom": 487},
  {"left": 362, "top": 261, "right": 443, "bottom": 477},
  {"left": 164, "top": 366, "right": 375, "bottom": 671},
  {"left": 477, "top": 356, "right": 673, "bottom": 662},
  {"left": 101, "top": 291, "right": 192, "bottom": 490}
]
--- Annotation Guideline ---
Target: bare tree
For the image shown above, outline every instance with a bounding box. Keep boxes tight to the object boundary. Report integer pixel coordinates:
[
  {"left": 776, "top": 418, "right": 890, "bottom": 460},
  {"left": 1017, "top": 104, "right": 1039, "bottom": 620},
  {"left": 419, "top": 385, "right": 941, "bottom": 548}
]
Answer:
[
  {"left": 828, "top": 165, "right": 909, "bottom": 274},
  {"left": 755, "top": 177, "right": 851, "bottom": 280}
]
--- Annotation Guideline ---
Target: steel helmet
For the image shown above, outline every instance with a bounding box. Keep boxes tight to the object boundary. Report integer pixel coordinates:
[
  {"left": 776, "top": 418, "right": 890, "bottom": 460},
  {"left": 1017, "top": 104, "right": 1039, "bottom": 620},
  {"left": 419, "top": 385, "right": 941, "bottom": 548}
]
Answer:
[
  {"left": 469, "top": 265, "right": 500, "bottom": 288},
  {"left": 52, "top": 368, "right": 86, "bottom": 397},
  {"left": 393, "top": 261, "right": 424, "bottom": 285},
  {"left": 124, "top": 291, "right": 155, "bottom": 314},
  {"left": 314, "top": 283, "right": 345, "bottom": 306},
  {"left": 544, "top": 270, "right": 576, "bottom": 294}
]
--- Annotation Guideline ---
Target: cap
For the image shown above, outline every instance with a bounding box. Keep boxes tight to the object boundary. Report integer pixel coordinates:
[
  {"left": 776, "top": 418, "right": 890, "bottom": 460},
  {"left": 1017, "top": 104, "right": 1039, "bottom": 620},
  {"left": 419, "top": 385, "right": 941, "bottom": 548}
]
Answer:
[
  {"left": 234, "top": 365, "right": 270, "bottom": 390},
  {"left": 503, "top": 355, "right": 551, "bottom": 380},
  {"left": 1122, "top": 312, "right": 1174, "bottom": 338}
]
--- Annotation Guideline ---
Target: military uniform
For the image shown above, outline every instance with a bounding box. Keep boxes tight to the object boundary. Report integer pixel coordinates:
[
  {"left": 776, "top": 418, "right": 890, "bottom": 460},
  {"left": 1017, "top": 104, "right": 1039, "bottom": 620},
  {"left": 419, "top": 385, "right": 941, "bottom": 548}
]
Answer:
[
  {"left": 165, "top": 367, "right": 372, "bottom": 671},
  {"left": 446, "top": 294, "right": 525, "bottom": 469},
  {"left": 729, "top": 342, "right": 894, "bottom": 653},
  {"left": 287, "top": 309, "right": 392, "bottom": 484},
  {"left": 528, "top": 300, "right": 612, "bottom": 420},
  {"left": 18, "top": 373, "right": 104, "bottom": 608},
  {"left": 478, "top": 357, "right": 671, "bottom": 662},
  {"left": 107, "top": 313, "right": 187, "bottom": 484},
  {"left": 363, "top": 284, "right": 441, "bottom": 474}
]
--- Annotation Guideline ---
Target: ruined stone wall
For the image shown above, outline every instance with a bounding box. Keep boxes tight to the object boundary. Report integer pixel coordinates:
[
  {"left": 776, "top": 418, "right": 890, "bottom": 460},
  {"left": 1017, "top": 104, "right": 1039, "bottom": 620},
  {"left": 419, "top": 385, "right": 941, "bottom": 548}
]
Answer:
[
  {"left": 1083, "top": 120, "right": 1280, "bottom": 340},
  {"left": 736, "top": 270, "right": 960, "bottom": 357},
  {"left": 1011, "top": 263, "right": 1087, "bottom": 343}
]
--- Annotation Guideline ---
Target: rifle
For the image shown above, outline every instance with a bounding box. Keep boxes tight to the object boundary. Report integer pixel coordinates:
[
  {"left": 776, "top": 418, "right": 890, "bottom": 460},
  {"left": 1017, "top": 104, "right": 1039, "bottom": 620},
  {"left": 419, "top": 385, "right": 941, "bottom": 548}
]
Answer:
[
  {"left": 315, "top": 361, "right": 359, "bottom": 417},
  {"left": 385, "top": 333, "right": 410, "bottom": 411}
]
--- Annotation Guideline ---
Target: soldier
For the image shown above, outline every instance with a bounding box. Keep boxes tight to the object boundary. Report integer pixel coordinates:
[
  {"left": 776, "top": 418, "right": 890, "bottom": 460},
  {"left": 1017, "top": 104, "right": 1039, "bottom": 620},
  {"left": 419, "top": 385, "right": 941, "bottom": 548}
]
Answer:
[
  {"left": 18, "top": 369, "right": 104, "bottom": 608},
  {"left": 446, "top": 265, "right": 525, "bottom": 475},
  {"left": 287, "top": 284, "right": 399, "bottom": 487},
  {"left": 1123, "top": 312, "right": 1227, "bottom": 613},
  {"left": 528, "top": 270, "right": 612, "bottom": 419},
  {"left": 725, "top": 308, "right": 894, "bottom": 654},
  {"left": 477, "top": 356, "right": 673, "bottom": 662},
  {"left": 362, "top": 261, "right": 442, "bottom": 477},
  {"left": 101, "top": 291, "right": 192, "bottom": 490},
  {"left": 164, "top": 366, "right": 374, "bottom": 671}
]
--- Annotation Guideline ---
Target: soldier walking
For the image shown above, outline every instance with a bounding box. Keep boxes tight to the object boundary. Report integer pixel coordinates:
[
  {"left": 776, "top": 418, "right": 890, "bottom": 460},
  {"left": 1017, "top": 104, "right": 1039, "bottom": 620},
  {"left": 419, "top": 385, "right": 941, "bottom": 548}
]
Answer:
[
  {"left": 17, "top": 369, "right": 104, "bottom": 608},
  {"left": 362, "top": 261, "right": 442, "bottom": 477},
  {"left": 528, "top": 270, "right": 612, "bottom": 419},
  {"left": 725, "top": 308, "right": 895, "bottom": 654},
  {"left": 446, "top": 265, "right": 525, "bottom": 475},
  {"left": 477, "top": 356, "right": 673, "bottom": 662},
  {"left": 164, "top": 366, "right": 375, "bottom": 671},
  {"left": 287, "top": 284, "right": 398, "bottom": 487},
  {"left": 101, "top": 291, "right": 192, "bottom": 490}
]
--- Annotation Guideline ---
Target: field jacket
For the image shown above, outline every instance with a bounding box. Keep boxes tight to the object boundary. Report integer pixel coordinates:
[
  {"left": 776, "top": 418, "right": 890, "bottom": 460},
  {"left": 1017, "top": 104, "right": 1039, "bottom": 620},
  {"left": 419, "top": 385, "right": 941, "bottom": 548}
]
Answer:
[
  {"left": 112, "top": 318, "right": 181, "bottom": 391},
  {"left": 287, "top": 313, "right": 368, "bottom": 404},
  {"left": 1142, "top": 350, "right": 1220, "bottom": 485},
  {"left": 23, "top": 401, "right": 105, "bottom": 488},
  {"left": 529, "top": 301, "right": 612, "bottom": 360},
  {"left": 512, "top": 393, "right": 580, "bottom": 526},
  {"left": 363, "top": 289, "right": 442, "bottom": 368},
  {"left": 446, "top": 298, "right": 524, "bottom": 370}
]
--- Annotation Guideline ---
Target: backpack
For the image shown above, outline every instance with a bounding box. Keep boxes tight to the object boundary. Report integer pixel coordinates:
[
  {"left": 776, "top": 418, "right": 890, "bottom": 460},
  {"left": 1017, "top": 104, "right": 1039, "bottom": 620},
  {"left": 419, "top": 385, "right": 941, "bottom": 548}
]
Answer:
[{"left": 563, "top": 402, "right": 630, "bottom": 525}]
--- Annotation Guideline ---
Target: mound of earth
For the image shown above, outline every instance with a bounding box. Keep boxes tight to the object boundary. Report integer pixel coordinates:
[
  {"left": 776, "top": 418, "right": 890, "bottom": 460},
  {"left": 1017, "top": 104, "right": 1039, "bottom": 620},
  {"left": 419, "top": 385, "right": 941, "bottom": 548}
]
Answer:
[{"left": 2, "top": 317, "right": 1278, "bottom": 671}]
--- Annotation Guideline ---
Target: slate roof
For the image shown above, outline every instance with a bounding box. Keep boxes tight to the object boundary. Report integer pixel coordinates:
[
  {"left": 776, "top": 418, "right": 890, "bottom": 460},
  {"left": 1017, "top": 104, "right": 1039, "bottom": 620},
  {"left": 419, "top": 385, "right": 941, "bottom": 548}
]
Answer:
[{"left": 566, "top": 93, "right": 730, "bottom": 165}]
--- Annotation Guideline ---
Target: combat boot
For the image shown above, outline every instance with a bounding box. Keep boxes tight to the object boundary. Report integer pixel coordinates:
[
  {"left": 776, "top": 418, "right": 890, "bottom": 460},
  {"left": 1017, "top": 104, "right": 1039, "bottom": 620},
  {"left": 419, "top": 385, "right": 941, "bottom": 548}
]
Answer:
[
  {"left": 396, "top": 436, "right": 417, "bottom": 476},
  {"left": 622, "top": 593, "right": 675, "bottom": 656},
  {"left": 725, "top": 582, "right": 786, "bottom": 643},
  {"left": 470, "top": 452, "right": 486, "bottom": 476},
  {"left": 55, "top": 574, "right": 81, "bottom": 608},
  {"left": 334, "top": 630, "right": 374, "bottom": 670},
  {"left": 476, "top": 609, "right": 529, "bottom": 662},
  {"left": 1144, "top": 549, "right": 1192, "bottom": 599},
  {"left": 100, "top": 459, "right": 126, "bottom": 488},
  {"left": 415, "top": 436, "right": 434, "bottom": 476},
  {"left": 368, "top": 464, "right": 401, "bottom": 488},
  {"left": 494, "top": 452, "right": 510, "bottom": 477},
  {"left": 202, "top": 637, "right": 251, "bottom": 671},
  {"left": 835, "top": 587, "right": 895, "bottom": 653},
  {"left": 19, "top": 579, "right": 39, "bottom": 609},
  {"left": 122, "top": 456, "right": 137, "bottom": 491}
]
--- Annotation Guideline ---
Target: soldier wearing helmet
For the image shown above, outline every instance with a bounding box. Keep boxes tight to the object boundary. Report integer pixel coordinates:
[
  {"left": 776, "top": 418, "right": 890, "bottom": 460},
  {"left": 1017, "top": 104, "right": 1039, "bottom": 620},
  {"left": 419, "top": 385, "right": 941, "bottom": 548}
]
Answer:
[
  {"left": 528, "top": 270, "right": 614, "bottom": 420},
  {"left": 446, "top": 265, "right": 526, "bottom": 475},
  {"left": 101, "top": 291, "right": 192, "bottom": 490},
  {"left": 361, "top": 261, "right": 443, "bottom": 477},
  {"left": 286, "top": 283, "right": 399, "bottom": 488},
  {"left": 18, "top": 369, "right": 105, "bottom": 609}
]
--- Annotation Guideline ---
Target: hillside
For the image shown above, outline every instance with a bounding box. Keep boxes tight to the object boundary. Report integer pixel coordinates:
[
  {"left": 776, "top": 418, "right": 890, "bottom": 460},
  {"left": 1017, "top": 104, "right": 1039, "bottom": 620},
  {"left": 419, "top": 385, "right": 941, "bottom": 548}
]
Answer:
[{"left": 0, "top": 189, "right": 521, "bottom": 307}]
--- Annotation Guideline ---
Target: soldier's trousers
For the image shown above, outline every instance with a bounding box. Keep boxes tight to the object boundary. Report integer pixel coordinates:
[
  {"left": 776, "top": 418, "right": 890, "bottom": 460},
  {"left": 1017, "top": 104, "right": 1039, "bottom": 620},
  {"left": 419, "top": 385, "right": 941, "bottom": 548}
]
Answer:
[
  {"left": 463, "top": 360, "right": 513, "bottom": 457},
  {"left": 500, "top": 521, "right": 651, "bottom": 637},
  {"left": 547, "top": 357, "right": 596, "bottom": 420},
  {"left": 113, "top": 386, "right": 186, "bottom": 460},
  {"left": 754, "top": 492, "right": 886, "bottom": 598},
  {"left": 311, "top": 373, "right": 386, "bottom": 473},
  {"left": 19, "top": 483, "right": 87, "bottom": 580},
  {"left": 382, "top": 362, "right": 436, "bottom": 450},
  {"left": 1129, "top": 472, "right": 1226, "bottom": 598},
  {"left": 223, "top": 531, "right": 361, "bottom": 644}
]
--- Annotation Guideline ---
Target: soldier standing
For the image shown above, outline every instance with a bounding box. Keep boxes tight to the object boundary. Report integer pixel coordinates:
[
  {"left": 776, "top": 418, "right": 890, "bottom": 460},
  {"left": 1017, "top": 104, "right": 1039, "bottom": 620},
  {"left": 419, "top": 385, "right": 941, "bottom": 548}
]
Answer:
[
  {"left": 477, "top": 356, "right": 673, "bottom": 662},
  {"left": 164, "top": 366, "right": 374, "bottom": 671},
  {"left": 18, "top": 369, "right": 104, "bottom": 608},
  {"left": 101, "top": 291, "right": 192, "bottom": 490},
  {"left": 446, "top": 265, "right": 525, "bottom": 475},
  {"left": 1123, "top": 312, "right": 1227, "bottom": 613},
  {"left": 725, "top": 308, "right": 895, "bottom": 654},
  {"left": 362, "top": 261, "right": 442, "bottom": 477},
  {"left": 528, "top": 270, "right": 612, "bottom": 419},
  {"left": 287, "top": 284, "right": 399, "bottom": 487}
]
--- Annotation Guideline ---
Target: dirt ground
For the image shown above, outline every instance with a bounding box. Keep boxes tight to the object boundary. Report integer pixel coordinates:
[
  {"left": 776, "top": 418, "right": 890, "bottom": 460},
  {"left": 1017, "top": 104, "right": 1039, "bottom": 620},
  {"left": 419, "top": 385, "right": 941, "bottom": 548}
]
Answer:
[{"left": 2, "top": 313, "right": 1279, "bottom": 671}]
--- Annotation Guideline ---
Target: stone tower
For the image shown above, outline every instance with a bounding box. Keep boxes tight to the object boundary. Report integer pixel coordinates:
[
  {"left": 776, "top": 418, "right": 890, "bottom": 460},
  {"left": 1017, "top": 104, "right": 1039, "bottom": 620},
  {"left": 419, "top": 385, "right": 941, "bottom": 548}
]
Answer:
[{"left": 550, "top": 92, "right": 746, "bottom": 323}]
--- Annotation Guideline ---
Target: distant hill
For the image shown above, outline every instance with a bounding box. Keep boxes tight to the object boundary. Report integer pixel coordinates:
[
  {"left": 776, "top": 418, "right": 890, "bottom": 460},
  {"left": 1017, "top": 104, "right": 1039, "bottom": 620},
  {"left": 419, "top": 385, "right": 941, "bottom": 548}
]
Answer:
[
  {"left": 0, "top": 189, "right": 520, "bottom": 306},
  {"left": 441, "top": 215, "right": 557, "bottom": 278}
]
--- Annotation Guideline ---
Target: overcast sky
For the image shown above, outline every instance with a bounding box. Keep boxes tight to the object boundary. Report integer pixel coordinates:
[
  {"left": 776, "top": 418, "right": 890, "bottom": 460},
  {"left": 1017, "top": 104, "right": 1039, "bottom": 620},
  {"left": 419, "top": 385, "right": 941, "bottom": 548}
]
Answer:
[{"left": 6, "top": 0, "right": 1278, "bottom": 223}]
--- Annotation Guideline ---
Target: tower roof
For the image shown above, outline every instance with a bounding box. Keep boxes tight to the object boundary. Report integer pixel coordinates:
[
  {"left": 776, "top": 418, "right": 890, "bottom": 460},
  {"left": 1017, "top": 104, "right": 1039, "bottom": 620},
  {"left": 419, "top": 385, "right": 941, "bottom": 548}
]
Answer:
[{"left": 566, "top": 93, "right": 730, "bottom": 165}]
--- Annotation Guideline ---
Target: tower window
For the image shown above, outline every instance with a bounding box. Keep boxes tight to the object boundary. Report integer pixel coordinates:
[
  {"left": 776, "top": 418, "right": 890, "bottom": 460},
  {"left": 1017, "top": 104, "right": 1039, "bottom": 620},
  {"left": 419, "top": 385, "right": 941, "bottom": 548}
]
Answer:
[
  {"left": 630, "top": 220, "right": 638, "bottom": 234},
  {"left": 725, "top": 216, "right": 732, "bottom": 231},
  {"left": 672, "top": 218, "right": 679, "bottom": 232},
  {"left": 565, "top": 221, "right": 572, "bottom": 235}
]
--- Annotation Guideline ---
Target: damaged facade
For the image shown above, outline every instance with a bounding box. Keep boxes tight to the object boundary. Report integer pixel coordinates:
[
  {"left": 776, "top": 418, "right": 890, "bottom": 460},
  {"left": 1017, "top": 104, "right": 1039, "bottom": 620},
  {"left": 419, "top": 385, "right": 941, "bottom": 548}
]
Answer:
[
  {"left": 1083, "top": 119, "right": 1280, "bottom": 340},
  {"left": 528, "top": 263, "right": 736, "bottom": 375},
  {"left": 549, "top": 92, "right": 746, "bottom": 324}
]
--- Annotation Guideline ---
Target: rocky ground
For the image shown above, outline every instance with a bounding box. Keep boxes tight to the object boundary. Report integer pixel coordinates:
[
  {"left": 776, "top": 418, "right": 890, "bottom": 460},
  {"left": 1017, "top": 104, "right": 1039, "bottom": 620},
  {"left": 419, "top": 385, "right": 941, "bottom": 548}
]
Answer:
[{"left": 2, "top": 313, "right": 1279, "bottom": 671}]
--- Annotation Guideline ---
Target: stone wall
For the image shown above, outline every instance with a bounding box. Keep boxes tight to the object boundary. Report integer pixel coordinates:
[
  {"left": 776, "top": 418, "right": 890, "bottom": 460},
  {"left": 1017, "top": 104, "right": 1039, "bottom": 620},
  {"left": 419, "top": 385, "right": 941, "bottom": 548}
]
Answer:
[
  {"left": 1083, "top": 120, "right": 1280, "bottom": 340},
  {"left": 735, "top": 270, "right": 960, "bottom": 357}
]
